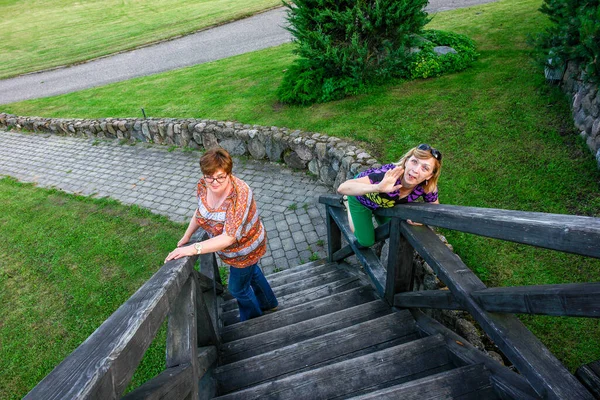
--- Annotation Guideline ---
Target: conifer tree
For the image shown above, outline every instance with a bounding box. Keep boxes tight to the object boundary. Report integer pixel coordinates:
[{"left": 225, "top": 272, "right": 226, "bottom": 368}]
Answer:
[{"left": 278, "top": 0, "right": 430, "bottom": 104}]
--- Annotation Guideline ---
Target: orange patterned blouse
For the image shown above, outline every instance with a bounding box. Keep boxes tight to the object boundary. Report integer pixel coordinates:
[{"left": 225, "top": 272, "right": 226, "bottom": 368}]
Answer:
[{"left": 195, "top": 175, "right": 267, "bottom": 268}]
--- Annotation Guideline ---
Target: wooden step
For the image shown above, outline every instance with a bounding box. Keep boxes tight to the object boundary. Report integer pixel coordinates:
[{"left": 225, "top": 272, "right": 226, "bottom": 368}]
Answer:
[
  {"left": 348, "top": 363, "right": 498, "bottom": 399},
  {"left": 220, "top": 260, "right": 328, "bottom": 302},
  {"left": 222, "top": 267, "right": 354, "bottom": 314},
  {"left": 265, "top": 259, "right": 326, "bottom": 279},
  {"left": 220, "top": 285, "right": 378, "bottom": 343},
  {"left": 216, "top": 310, "right": 419, "bottom": 393},
  {"left": 214, "top": 334, "right": 451, "bottom": 400},
  {"left": 221, "top": 275, "right": 363, "bottom": 325},
  {"left": 220, "top": 300, "right": 392, "bottom": 364},
  {"left": 267, "top": 261, "right": 340, "bottom": 288}
]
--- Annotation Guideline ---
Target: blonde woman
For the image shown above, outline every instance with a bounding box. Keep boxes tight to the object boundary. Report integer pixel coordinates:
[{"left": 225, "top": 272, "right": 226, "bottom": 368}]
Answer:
[{"left": 337, "top": 144, "right": 442, "bottom": 247}]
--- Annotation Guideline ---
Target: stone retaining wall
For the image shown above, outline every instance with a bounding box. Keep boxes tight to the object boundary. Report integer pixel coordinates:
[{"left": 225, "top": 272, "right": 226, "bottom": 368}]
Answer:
[
  {"left": 561, "top": 62, "right": 600, "bottom": 168},
  {"left": 0, "top": 113, "right": 381, "bottom": 191},
  {"left": 0, "top": 112, "right": 499, "bottom": 361}
]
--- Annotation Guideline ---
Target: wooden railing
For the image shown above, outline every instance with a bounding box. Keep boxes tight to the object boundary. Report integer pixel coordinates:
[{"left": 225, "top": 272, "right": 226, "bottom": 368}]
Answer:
[
  {"left": 24, "top": 232, "right": 223, "bottom": 400},
  {"left": 319, "top": 194, "right": 600, "bottom": 400}
]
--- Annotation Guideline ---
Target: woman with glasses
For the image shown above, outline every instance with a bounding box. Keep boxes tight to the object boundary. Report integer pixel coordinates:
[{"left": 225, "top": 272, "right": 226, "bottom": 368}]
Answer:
[
  {"left": 337, "top": 144, "right": 442, "bottom": 247},
  {"left": 165, "top": 148, "right": 278, "bottom": 322}
]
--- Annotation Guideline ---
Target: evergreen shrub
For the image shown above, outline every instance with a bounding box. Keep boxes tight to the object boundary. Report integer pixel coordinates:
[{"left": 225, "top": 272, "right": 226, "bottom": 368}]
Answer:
[
  {"left": 278, "top": 0, "right": 478, "bottom": 105},
  {"left": 535, "top": 0, "right": 600, "bottom": 82},
  {"left": 278, "top": 0, "right": 430, "bottom": 105}
]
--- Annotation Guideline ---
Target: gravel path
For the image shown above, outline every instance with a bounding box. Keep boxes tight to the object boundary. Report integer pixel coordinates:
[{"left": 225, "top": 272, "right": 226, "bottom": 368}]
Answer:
[{"left": 0, "top": 0, "right": 497, "bottom": 105}]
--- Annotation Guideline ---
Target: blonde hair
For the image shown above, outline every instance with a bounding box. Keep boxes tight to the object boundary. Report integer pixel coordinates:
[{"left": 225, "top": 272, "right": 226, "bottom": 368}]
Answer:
[{"left": 394, "top": 145, "right": 442, "bottom": 193}]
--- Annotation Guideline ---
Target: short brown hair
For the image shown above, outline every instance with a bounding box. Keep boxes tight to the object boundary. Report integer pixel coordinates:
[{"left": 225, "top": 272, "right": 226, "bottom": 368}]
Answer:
[{"left": 200, "top": 148, "right": 233, "bottom": 176}]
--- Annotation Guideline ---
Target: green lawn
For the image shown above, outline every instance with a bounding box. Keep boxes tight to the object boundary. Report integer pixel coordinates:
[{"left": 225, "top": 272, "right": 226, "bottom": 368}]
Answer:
[
  {"left": 2, "top": 0, "right": 600, "bottom": 385},
  {"left": 0, "top": 0, "right": 280, "bottom": 79},
  {"left": 0, "top": 177, "right": 181, "bottom": 399}
]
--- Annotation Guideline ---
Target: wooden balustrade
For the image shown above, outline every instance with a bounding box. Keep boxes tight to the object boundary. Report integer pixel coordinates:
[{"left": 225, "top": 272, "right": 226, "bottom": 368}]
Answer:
[
  {"left": 24, "top": 232, "right": 222, "bottom": 400},
  {"left": 318, "top": 194, "right": 600, "bottom": 399}
]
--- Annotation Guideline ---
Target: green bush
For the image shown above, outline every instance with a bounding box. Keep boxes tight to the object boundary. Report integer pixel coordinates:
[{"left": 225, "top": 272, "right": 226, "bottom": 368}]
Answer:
[
  {"left": 408, "top": 30, "right": 478, "bottom": 79},
  {"left": 535, "top": 0, "right": 600, "bottom": 82},
  {"left": 277, "top": 1, "right": 478, "bottom": 105},
  {"left": 278, "top": 0, "right": 430, "bottom": 105}
]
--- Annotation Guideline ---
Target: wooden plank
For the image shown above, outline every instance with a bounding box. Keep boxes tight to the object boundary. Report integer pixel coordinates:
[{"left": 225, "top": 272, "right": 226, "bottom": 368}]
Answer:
[
  {"left": 319, "top": 194, "right": 345, "bottom": 208},
  {"left": 326, "top": 205, "right": 342, "bottom": 262},
  {"left": 222, "top": 272, "right": 358, "bottom": 312},
  {"left": 394, "top": 290, "right": 464, "bottom": 310},
  {"left": 328, "top": 206, "right": 387, "bottom": 295},
  {"left": 472, "top": 283, "right": 600, "bottom": 318},
  {"left": 222, "top": 276, "right": 363, "bottom": 325},
  {"left": 125, "top": 346, "right": 217, "bottom": 400},
  {"left": 223, "top": 269, "right": 354, "bottom": 324},
  {"left": 576, "top": 361, "right": 600, "bottom": 399},
  {"left": 385, "top": 218, "right": 414, "bottom": 305},
  {"left": 196, "top": 271, "right": 223, "bottom": 294},
  {"left": 166, "top": 275, "right": 199, "bottom": 399},
  {"left": 213, "top": 334, "right": 449, "bottom": 400},
  {"left": 216, "top": 311, "right": 417, "bottom": 393},
  {"left": 220, "top": 285, "right": 378, "bottom": 342},
  {"left": 24, "top": 256, "right": 196, "bottom": 400},
  {"left": 266, "top": 261, "right": 335, "bottom": 288},
  {"left": 375, "top": 202, "right": 600, "bottom": 259},
  {"left": 264, "top": 259, "right": 326, "bottom": 278},
  {"left": 220, "top": 300, "right": 392, "bottom": 364},
  {"left": 332, "top": 223, "right": 390, "bottom": 262},
  {"left": 401, "top": 224, "right": 594, "bottom": 399},
  {"left": 193, "top": 271, "right": 221, "bottom": 347},
  {"left": 122, "top": 364, "right": 192, "bottom": 400},
  {"left": 348, "top": 363, "right": 495, "bottom": 400},
  {"left": 412, "top": 309, "right": 540, "bottom": 400}
]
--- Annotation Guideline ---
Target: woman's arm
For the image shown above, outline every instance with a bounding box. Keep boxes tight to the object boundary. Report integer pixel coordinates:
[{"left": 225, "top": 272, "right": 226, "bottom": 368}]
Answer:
[
  {"left": 165, "top": 233, "right": 236, "bottom": 262},
  {"left": 177, "top": 212, "right": 202, "bottom": 247},
  {"left": 337, "top": 167, "right": 404, "bottom": 196}
]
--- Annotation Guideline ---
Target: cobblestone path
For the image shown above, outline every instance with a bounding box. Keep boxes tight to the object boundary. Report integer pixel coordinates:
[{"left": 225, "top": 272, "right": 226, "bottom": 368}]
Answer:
[{"left": 0, "top": 130, "right": 334, "bottom": 273}]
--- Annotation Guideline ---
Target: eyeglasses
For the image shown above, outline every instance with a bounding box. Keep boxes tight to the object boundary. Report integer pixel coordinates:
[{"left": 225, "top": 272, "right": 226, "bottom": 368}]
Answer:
[
  {"left": 417, "top": 143, "right": 442, "bottom": 162},
  {"left": 204, "top": 174, "right": 228, "bottom": 184}
]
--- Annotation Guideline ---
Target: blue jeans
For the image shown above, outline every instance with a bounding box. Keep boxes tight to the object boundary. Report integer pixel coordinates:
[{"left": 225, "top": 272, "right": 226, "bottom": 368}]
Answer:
[{"left": 228, "top": 263, "right": 278, "bottom": 322}]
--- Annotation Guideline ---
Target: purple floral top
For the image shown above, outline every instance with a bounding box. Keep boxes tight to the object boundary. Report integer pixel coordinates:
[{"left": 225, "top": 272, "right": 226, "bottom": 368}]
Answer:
[{"left": 355, "top": 164, "right": 438, "bottom": 210}]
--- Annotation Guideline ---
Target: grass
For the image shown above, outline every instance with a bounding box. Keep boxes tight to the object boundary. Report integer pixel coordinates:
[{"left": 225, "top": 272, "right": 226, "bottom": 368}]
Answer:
[
  {"left": 0, "top": 0, "right": 280, "bottom": 79},
  {"left": 0, "top": 177, "right": 184, "bottom": 399},
  {"left": 2, "top": 0, "right": 600, "bottom": 379}
]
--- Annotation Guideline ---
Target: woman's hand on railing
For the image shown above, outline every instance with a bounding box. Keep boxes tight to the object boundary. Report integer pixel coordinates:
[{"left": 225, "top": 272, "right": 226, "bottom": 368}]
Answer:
[{"left": 165, "top": 245, "right": 196, "bottom": 262}]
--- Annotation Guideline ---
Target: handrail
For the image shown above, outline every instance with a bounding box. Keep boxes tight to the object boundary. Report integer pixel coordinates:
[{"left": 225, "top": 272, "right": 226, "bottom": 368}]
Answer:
[
  {"left": 319, "top": 194, "right": 598, "bottom": 399},
  {"left": 375, "top": 202, "right": 600, "bottom": 259},
  {"left": 24, "top": 232, "right": 222, "bottom": 400}
]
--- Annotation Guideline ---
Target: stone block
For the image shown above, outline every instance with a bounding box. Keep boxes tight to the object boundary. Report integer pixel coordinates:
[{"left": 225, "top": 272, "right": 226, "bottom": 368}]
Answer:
[
  {"left": 591, "top": 119, "right": 600, "bottom": 138},
  {"left": 220, "top": 139, "right": 247, "bottom": 156},
  {"left": 265, "top": 132, "right": 287, "bottom": 162},
  {"left": 433, "top": 46, "right": 457, "bottom": 55},
  {"left": 319, "top": 164, "right": 337, "bottom": 186},
  {"left": 248, "top": 138, "right": 266, "bottom": 160},
  {"left": 284, "top": 150, "right": 308, "bottom": 169},
  {"left": 202, "top": 131, "right": 218, "bottom": 149}
]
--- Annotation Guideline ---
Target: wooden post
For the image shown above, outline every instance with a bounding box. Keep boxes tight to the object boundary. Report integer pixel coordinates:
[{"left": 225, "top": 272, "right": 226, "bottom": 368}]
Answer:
[
  {"left": 200, "top": 252, "right": 221, "bottom": 344},
  {"left": 326, "top": 206, "right": 342, "bottom": 262},
  {"left": 166, "top": 276, "right": 199, "bottom": 399},
  {"left": 385, "top": 218, "right": 414, "bottom": 305},
  {"left": 193, "top": 270, "right": 221, "bottom": 347}
]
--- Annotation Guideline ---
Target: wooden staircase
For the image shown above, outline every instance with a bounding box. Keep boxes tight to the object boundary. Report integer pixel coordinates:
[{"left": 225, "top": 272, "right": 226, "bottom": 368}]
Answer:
[{"left": 213, "top": 260, "right": 502, "bottom": 399}]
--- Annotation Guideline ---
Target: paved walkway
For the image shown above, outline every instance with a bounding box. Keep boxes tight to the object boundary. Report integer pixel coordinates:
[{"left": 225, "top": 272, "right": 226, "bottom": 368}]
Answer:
[
  {"left": 0, "top": 0, "right": 498, "bottom": 105},
  {"left": 0, "top": 130, "right": 333, "bottom": 274}
]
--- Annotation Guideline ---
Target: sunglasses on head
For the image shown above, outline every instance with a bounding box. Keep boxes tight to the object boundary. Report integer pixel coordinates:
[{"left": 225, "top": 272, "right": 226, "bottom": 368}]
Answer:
[{"left": 417, "top": 143, "right": 442, "bottom": 162}]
